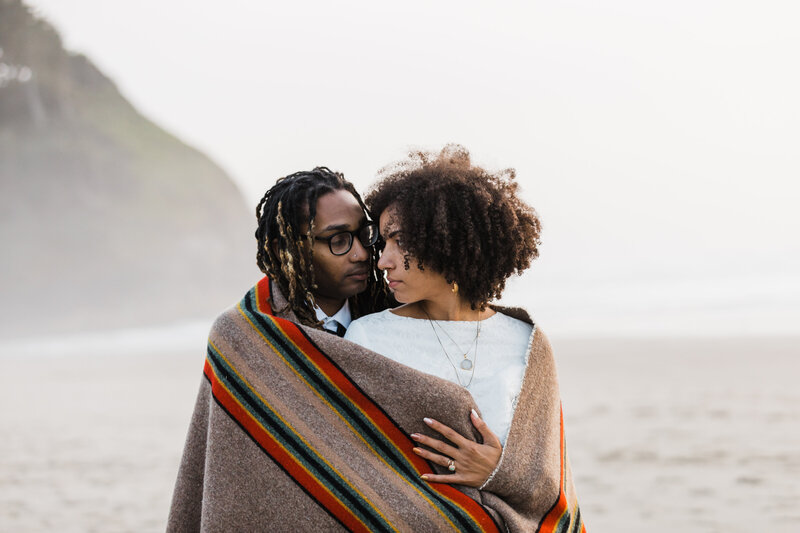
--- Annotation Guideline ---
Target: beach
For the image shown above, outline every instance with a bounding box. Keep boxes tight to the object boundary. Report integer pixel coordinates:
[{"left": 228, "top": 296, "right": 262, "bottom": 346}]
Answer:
[
  {"left": 1, "top": 336, "right": 798, "bottom": 532},
  {"left": 557, "top": 337, "right": 800, "bottom": 531}
]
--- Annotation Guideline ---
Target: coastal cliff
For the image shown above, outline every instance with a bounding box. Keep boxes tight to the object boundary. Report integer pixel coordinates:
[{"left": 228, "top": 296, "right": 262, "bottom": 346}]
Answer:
[{"left": 0, "top": 0, "right": 259, "bottom": 337}]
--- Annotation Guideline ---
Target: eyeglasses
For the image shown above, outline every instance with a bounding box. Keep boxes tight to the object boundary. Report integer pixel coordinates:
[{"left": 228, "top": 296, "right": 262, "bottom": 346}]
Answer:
[{"left": 315, "top": 222, "right": 380, "bottom": 256}]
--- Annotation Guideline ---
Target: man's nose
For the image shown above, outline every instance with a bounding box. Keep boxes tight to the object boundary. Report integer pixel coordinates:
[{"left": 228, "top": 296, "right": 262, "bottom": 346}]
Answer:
[{"left": 350, "top": 238, "right": 370, "bottom": 262}]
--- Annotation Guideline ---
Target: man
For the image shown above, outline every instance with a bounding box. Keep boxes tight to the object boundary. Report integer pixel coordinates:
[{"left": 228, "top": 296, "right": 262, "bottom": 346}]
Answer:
[{"left": 252, "top": 166, "right": 391, "bottom": 333}]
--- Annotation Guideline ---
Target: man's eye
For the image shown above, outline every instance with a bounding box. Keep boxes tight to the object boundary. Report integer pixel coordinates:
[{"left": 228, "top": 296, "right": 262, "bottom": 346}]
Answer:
[{"left": 330, "top": 234, "right": 349, "bottom": 248}]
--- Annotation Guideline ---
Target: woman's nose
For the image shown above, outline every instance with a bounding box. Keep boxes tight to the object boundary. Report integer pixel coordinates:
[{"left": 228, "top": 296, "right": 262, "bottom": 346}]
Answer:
[{"left": 377, "top": 249, "right": 391, "bottom": 270}]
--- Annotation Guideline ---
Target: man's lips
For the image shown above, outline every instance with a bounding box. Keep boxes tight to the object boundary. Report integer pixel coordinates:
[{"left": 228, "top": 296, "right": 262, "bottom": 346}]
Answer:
[{"left": 346, "top": 269, "right": 369, "bottom": 281}]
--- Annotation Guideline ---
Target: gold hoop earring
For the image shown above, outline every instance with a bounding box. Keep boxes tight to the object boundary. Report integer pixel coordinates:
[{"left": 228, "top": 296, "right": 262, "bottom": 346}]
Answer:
[{"left": 451, "top": 281, "right": 459, "bottom": 294}]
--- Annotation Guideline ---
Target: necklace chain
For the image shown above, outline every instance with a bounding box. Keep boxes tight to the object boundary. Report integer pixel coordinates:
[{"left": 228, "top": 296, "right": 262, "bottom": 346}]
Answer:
[
  {"left": 421, "top": 304, "right": 481, "bottom": 388},
  {"left": 431, "top": 319, "right": 478, "bottom": 359}
]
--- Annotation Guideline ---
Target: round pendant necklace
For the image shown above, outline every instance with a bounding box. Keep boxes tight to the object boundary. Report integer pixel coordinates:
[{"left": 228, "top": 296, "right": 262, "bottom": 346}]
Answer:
[
  {"left": 421, "top": 304, "right": 481, "bottom": 387},
  {"left": 433, "top": 319, "right": 479, "bottom": 370}
]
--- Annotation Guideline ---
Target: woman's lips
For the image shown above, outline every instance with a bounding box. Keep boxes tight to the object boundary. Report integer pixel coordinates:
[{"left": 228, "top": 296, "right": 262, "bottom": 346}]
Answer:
[{"left": 387, "top": 279, "right": 401, "bottom": 289}]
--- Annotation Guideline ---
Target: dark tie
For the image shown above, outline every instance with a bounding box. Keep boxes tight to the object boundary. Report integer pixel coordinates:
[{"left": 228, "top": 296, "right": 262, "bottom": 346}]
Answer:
[{"left": 329, "top": 320, "right": 347, "bottom": 337}]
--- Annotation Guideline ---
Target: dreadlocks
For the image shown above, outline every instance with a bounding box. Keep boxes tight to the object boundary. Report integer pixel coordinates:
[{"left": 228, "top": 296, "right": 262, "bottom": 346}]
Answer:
[{"left": 255, "top": 167, "right": 392, "bottom": 328}]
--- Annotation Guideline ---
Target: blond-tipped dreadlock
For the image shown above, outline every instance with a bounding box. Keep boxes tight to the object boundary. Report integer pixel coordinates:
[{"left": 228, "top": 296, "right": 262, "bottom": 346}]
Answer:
[{"left": 255, "top": 167, "right": 392, "bottom": 328}]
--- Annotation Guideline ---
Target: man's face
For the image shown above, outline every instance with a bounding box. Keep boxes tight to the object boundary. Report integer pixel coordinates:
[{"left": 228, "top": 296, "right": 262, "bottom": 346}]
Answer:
[{"left": 307, "top": 190, "right": 371, "bottom": 315}]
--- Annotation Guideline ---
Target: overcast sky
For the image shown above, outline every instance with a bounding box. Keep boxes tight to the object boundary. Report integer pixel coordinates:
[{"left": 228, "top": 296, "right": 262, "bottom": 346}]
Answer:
[{"left": 23, "top": 0, "right": 800, "bottom": 335}]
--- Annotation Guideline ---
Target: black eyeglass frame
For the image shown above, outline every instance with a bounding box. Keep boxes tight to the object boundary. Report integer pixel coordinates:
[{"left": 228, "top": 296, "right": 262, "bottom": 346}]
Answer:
[{"left": 315, "top": 222, "right": 380, "bottom": 256}]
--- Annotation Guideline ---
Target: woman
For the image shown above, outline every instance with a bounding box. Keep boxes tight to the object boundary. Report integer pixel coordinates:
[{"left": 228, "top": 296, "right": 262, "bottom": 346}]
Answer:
[{"left": 345, "top": 145, "right": 585, "bottom": 531}]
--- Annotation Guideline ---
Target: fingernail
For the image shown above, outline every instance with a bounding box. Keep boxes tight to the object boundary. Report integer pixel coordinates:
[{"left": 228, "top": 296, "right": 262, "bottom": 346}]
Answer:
[
  {"left": 410, "top": 433, "right": 420, "bottom": 440},
  {"left": 423, "top": 417, "right": 433, "bottom": 425},
  {"left": 421, "top": 474, "right": 429, "bottom": 480},
  {"left": 412, "top": 447, "right": 421, "bottom": 454},
  {"left": 471, "top": 409, "right": 480, "bottom": 418}
]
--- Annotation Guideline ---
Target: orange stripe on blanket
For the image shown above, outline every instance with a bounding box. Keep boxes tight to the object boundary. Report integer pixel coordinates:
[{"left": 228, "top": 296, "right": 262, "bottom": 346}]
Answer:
[
  {"left": 255, "top": 276, "right": 273, "bottom": 315},
  {"left": 537, "top": 406, "right": 570, "bottom": 533},
  {"left": 203, "top": 359, "right": 372, "bottom": 533}
]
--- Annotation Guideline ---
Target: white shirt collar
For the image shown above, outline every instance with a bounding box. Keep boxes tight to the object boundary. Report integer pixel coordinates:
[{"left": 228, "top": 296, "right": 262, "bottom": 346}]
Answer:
[{"left": 314, "top": 300, "right": 352, "bottom": 332}]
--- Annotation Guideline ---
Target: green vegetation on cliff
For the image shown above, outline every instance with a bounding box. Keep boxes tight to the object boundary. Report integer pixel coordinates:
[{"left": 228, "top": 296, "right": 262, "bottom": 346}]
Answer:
[{"left": 0, "top": 0, "right": 259, "bottom": 337}]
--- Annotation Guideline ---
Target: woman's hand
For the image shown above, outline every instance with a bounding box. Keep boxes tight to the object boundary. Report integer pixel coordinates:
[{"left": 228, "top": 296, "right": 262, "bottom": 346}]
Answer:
[{"left": 410, "top": 409, "right": 502, "bottom": 488}]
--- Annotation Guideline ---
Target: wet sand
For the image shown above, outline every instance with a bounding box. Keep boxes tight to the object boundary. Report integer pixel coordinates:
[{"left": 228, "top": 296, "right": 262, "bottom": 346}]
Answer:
[
  {"left": 1, "top": 337, "right": 798, "bottom": 532},
  {"left": 557, "top": 336, "right": 800, "bottom": 532}
]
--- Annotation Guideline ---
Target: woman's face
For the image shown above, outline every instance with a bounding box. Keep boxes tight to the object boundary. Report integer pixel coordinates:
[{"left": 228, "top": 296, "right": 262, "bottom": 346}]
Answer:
[{"left": 377, "top": 205, "right": 452, "bottom": 304}]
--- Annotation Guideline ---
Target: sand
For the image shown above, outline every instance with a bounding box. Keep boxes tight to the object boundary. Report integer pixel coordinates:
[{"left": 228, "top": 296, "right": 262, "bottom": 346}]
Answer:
[
  {"left": 557, "top": 337, "right": 800, "bottom": 532},
  {"left": 1, "top": 336, "right": 798, "bottom": 532}
]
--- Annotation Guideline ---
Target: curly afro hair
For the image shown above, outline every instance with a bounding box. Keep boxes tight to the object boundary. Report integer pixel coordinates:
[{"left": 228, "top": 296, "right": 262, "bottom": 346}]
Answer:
[{"left": 366, "top": 145, "right": 542, "bottom": 309}]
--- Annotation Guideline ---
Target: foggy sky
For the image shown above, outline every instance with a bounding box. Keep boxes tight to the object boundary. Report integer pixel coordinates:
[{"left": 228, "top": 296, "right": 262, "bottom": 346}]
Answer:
[{"left": 21, "top": 0, "right": 800, "bottom": 336}]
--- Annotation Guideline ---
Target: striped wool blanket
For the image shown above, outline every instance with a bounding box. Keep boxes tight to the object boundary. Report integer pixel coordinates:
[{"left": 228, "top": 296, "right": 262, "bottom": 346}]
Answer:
[{"left": 168, "top": 277, "right": 585, "bottom": 532}]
